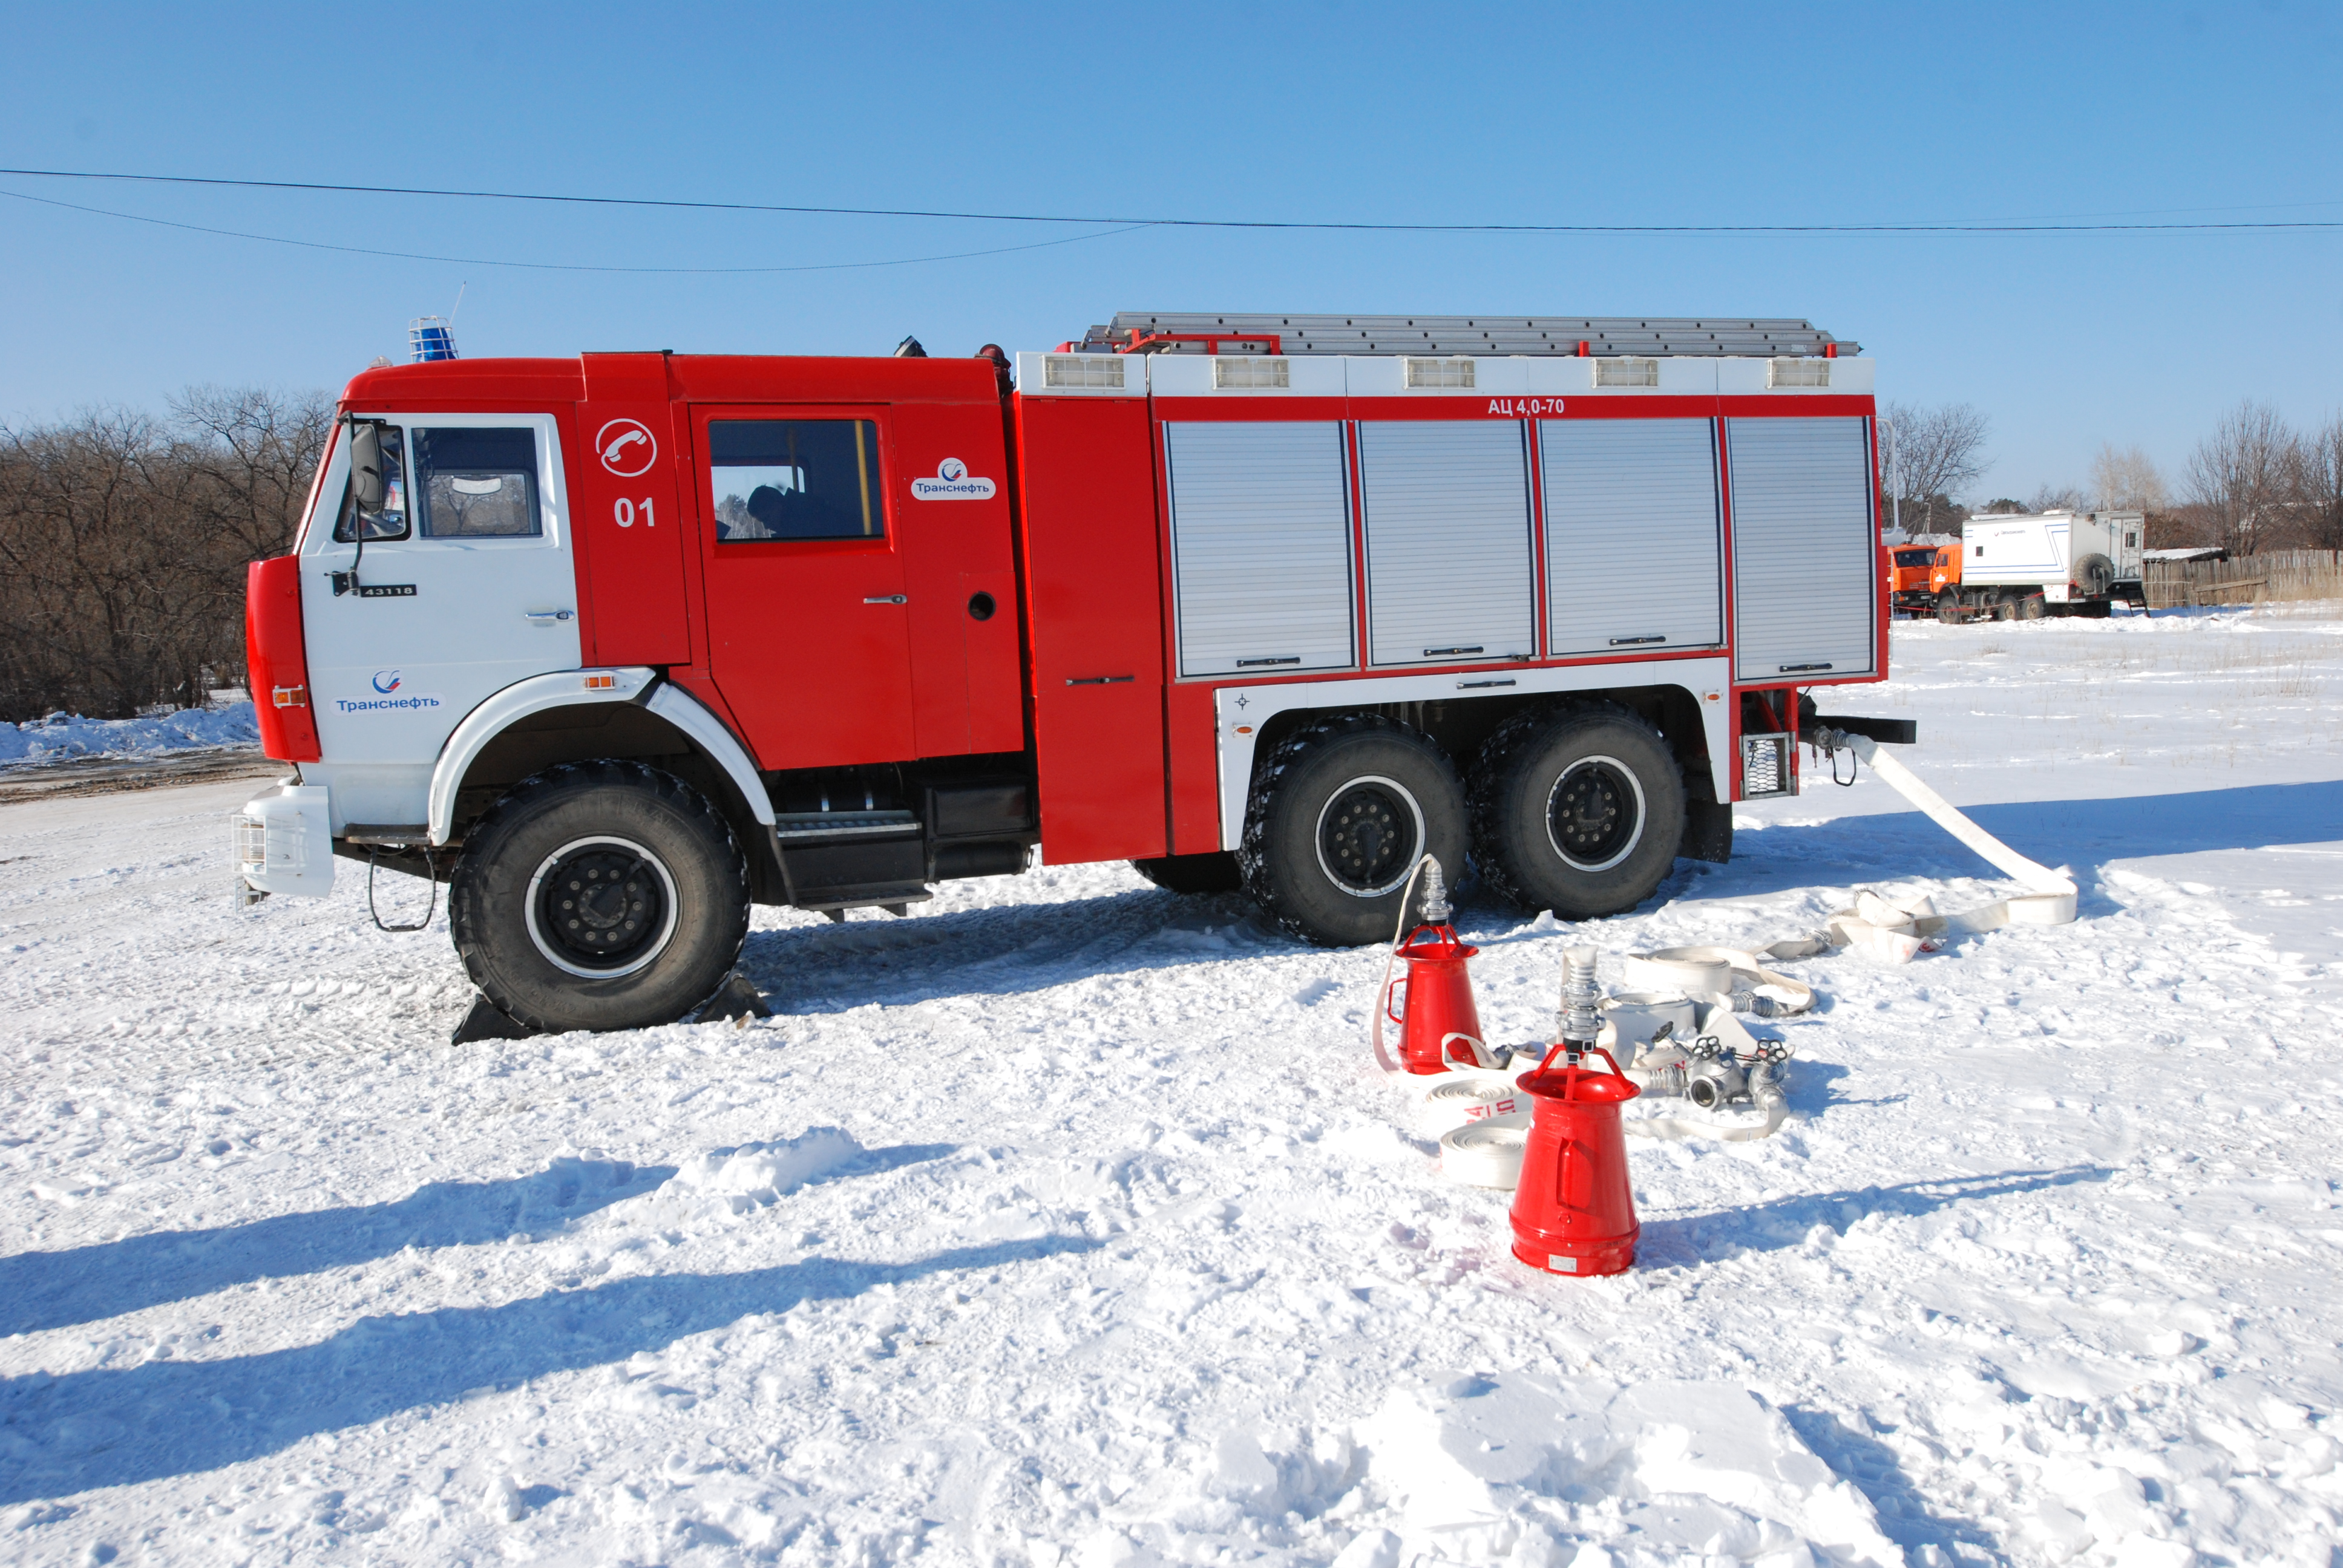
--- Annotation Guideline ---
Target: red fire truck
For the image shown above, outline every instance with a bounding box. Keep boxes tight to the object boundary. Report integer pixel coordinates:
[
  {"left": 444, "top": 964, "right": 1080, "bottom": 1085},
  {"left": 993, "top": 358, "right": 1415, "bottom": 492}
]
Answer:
[{"left": 238, "top": 312, "right": 1906, "bottom": 1034}]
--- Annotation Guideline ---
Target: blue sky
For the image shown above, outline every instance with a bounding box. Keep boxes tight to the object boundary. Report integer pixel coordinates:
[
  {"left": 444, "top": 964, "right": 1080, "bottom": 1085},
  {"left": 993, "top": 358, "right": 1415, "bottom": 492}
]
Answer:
[{"left": 2, "top": 2, "right": 2338, "bottom": 501}]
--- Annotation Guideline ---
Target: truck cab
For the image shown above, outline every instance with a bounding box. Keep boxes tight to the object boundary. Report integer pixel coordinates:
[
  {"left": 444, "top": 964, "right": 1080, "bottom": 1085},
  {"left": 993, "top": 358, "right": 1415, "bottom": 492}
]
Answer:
[{"left": 1887, "top": 543, "right": 1955, "bottom": 613}]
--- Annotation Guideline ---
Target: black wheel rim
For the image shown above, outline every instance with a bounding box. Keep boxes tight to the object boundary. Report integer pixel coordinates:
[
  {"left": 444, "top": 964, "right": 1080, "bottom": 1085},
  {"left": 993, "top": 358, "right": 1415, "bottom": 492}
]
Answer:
[
  {"left": 1315, "top": 779, "right": 1421, "bottom": 896},
  {"left": 532, "top": 840, "right": 669, "bottom": 974},
  {"left": 1547, "top": 759, "right": 1643, "bottom": 872}
]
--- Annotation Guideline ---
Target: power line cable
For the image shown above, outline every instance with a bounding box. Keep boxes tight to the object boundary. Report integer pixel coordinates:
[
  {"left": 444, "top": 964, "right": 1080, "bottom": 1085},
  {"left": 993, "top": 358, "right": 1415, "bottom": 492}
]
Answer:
[
  {"left": 2, "top": 165, "right": 2341, "bottom": 234},
  {"left": 0, "top": 186, "right": 1157, "bottom": 274}
]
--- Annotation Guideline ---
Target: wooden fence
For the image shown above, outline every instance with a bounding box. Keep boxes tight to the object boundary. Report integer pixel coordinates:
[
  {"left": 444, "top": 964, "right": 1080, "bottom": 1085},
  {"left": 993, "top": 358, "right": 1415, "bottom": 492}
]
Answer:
[{"left": 2140, "top": 550, "right": 2343, "bottom": 610}]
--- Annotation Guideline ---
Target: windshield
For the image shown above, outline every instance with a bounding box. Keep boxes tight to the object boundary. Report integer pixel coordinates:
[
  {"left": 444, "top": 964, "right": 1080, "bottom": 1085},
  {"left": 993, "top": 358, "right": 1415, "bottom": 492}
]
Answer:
[{"left": 1892, "top": 549, "right": 1936, "bottom": 567}]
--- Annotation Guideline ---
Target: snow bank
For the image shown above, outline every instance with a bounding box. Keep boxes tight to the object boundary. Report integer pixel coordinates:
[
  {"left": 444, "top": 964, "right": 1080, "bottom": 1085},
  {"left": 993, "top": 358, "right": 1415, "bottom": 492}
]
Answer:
[{"left": 0, "top": 702, "right": 258, "bottom": 767}]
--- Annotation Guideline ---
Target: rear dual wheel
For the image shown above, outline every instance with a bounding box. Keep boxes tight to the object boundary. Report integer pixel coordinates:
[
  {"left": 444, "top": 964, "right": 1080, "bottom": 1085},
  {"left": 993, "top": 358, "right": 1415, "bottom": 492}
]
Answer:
[
  {"left": 1469, "top": 706, "right": 1685, "bottom": 921},
  {"left": 1239, "top": 715, "right": 1467, "bottom": 946}
]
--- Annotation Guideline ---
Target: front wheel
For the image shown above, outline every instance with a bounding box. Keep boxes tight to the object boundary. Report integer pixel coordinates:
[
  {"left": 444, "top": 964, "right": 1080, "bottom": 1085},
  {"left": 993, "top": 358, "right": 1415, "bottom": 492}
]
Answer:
[
  {"left": 1936, "top": 590, "right": 1961, "bottom": 624},
  {"left": 1469, "top": 705, "right": 1685, "bottom": 920},
  {"left": 450, "top": 760, "right": 750, "bottom": 1033}
]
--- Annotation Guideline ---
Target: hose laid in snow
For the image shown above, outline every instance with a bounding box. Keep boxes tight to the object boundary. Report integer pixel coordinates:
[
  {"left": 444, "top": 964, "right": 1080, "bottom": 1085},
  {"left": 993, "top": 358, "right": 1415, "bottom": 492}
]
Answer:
[
  {"left": 1809, "top": 729, "right": 2079, "bottom": 961},
  {"left": 1620, "top": 947, "right": 1815, "bottom": 1013}
]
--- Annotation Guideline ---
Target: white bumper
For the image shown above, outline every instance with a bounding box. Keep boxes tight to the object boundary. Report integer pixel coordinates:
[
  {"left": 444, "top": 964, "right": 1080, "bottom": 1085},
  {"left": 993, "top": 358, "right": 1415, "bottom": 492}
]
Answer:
[{"left": 236, "top": 783, "right": 336, "bottom": 900}]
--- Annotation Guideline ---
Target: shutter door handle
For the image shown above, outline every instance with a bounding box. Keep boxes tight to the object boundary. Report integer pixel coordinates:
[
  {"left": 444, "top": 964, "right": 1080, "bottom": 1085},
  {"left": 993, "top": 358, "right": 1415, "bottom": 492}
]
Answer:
[
  {"left": 863, "top": 594, "right": 908, "bottom": 605},
  {"left": 1608, "top": 635, "right": 1666, "bottom": 647},
  {"left": 523, "top": 609, "right": 575, "bottom": 623},
  {"left": 1066, "top": 675, "right": 1135, "bottom": 686}
]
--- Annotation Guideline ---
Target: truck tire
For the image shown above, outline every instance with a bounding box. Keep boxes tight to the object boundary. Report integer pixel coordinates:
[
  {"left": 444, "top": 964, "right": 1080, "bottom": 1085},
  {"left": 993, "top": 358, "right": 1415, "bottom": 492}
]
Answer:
[
  {"left": 1238, "top": 714, "right": 1466, "bottom": 946},
  {"left": 2020, "top": 592, "right": 2046, "bottom": 620},
  {"left": 1936, "top": 591, "right": 1961, "bottom": 624},
  {"left": 1469, "top": 705, "right": 1685, "bottom": 921},
  {"left": 1132, "top": 852, "right": 1242, "bottom": 894},
  {"left": 2074, "top": 552, "right": 2115, "bottom": 598},
  {"left": 449, "top": 760, "right": 750, "bottom": 1034}
]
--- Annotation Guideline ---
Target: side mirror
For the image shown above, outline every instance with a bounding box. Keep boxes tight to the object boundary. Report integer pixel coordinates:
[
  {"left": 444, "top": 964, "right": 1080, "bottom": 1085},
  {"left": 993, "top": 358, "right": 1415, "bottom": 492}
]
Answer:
[{"left": 349, "top": 422, "right": 387, "bottom": 515}]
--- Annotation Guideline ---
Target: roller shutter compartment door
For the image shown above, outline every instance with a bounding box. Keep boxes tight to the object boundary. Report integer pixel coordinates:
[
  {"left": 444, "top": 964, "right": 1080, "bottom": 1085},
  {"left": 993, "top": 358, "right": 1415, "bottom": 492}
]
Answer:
[
  {"left": 1541, "top": 419, "right": 1722, "bottom": 657},
  {"left": 1357, "top": 422, "right": 1536, "bottom": 667},
  {"left": 1165, "top": 422, "right": 1356, "bottom": 678},
  {"left": 1726, "top": 417, "right": 1878, "bottom": 681}
]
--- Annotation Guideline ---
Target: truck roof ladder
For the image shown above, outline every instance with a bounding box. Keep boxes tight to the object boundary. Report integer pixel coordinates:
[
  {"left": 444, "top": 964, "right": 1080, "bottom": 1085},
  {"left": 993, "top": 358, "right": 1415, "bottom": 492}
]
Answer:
[{"left": 1076, "top": 313, "right": 1853, "bottom": 358}]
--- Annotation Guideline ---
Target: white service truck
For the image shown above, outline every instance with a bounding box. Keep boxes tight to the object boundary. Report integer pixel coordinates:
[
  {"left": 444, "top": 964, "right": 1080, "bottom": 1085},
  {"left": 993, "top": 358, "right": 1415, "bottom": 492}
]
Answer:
[{"left": 1944, "top": 510, "right": 2145, "bottom": 620}]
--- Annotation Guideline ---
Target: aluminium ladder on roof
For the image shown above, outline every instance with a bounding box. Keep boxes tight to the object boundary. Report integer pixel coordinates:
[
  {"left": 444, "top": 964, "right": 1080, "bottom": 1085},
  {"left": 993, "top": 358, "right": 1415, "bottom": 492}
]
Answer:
[{"left": 1078, "top": 313, "right": 1855, "bottom": 358}]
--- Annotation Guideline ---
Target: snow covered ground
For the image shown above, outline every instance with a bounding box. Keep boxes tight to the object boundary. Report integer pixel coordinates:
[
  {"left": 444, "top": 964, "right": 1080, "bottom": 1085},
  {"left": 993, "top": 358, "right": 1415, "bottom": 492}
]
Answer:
[
  {"left": 4, "top": 607, "right": 2342, "bottom": 1567},
  {"left": 0, "top": 704, "right": 258, "bottom": 769}
]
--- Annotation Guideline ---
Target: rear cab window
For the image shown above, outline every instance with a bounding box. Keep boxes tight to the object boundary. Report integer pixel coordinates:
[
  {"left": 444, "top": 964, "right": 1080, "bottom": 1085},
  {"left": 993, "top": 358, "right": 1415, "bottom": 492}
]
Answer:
[{"left": 709, "top": 419, "right": 885, "bottom": 541}]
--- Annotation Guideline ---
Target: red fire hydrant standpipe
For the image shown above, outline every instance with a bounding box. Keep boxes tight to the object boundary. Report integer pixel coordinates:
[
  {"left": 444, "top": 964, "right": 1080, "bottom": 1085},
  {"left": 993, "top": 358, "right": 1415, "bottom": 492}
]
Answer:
[
  {"left": 1386, "top": 927, "right": 1487, "bottom": 1074},
  {"left": 1509, "top": 1042, "right": 1642, "bottom": 1276},
  {"left": 1369, "top": 857, "right": 1496, "bottom": 1074}
]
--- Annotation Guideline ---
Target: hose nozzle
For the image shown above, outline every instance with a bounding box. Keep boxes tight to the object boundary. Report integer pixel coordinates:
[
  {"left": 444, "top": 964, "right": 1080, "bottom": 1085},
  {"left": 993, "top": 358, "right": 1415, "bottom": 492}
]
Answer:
[
  {"left": 1560, "top": 945, "right": 1601, "bottom": 1049},
  {"left": 1418, "top": 855, "right": 1451, "bottom": 925}
]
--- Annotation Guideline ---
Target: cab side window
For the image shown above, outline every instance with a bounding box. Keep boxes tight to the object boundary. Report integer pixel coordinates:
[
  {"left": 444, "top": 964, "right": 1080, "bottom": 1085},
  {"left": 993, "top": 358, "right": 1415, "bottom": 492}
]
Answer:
[
  {"left": 333, "top": 426, "right": 408, "bottom": 541},
  {"left": 709, "top": 420, "right": 884, "bottom": 541},
  {"left": 414, "top": 428, "right": 543, "bottom": 538}
]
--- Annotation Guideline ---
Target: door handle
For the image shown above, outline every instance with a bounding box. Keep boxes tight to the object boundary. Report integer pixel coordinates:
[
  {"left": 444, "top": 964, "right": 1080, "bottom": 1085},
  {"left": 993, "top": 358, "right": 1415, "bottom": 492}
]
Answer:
[
  {"left": 863, "top": 595, "right": 908, "bottom": 606},
  {"left": 523, "top": 609, "right": 575, "bottom": 623},
  {"left": 1066, "top": 675, "right": 1135, "bottom": 686}
]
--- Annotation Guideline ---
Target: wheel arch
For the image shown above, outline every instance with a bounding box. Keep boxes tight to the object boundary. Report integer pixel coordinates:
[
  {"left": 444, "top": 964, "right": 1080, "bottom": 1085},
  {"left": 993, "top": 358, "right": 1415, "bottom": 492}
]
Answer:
[{"left": 431, "top": 676, "right": 778, "bottom": 898}]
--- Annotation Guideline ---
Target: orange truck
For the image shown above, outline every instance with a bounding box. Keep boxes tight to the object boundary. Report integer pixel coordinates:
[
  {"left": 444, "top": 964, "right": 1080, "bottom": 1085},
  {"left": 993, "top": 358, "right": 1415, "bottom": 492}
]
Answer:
[{"left": 1888, "top": 543, "right": 1958, "bottom": 614}]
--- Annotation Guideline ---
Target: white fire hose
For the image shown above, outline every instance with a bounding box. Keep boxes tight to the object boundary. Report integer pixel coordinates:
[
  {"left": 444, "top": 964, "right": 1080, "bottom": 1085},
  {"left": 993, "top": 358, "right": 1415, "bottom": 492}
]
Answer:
[{"left": 1808, "top": 728, "right": 2078, "bottom": 962}]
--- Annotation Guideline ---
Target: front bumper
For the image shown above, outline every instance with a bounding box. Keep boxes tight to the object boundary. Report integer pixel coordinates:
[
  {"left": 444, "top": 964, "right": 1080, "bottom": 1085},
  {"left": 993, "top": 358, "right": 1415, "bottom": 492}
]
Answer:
[{"left": 235, "top": 782, "right": 335, "bottom": 901}]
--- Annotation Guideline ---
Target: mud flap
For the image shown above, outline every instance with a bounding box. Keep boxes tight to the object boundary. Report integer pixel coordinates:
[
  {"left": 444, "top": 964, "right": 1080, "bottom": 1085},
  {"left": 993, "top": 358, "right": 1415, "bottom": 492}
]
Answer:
[{"left": 1679, "top": 796, "right": 1733, "bottom": 864}]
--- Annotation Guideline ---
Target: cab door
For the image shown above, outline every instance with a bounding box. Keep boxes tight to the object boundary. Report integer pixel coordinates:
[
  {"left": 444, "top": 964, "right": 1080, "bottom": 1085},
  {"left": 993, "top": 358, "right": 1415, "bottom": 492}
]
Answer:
[
  {"left": 300, "top": 413, "right": 578, "bottom": 826},
  {"left": 690, "top": 406, "right": 917, "bottom": 770}
]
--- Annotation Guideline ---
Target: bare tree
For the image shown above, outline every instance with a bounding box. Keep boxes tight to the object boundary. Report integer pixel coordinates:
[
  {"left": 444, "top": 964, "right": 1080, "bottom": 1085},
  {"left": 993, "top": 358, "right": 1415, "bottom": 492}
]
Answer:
[
  {"left": 1881, "top": 402, "right": 1991, "bottom": 534},
  {"left": 171, "top": 387, "right": 334, "bottom": 563},
  {"left": 2184, "top": 400, "right": 2299, "bottom": 555},
  {"left": 2027, "top": 483, "right": 2089, "bottom": 512},
  {"left": 2301, "top": 413, "right": 2343, "bottom": 552},
  {"left": 2089, "top": 443, "right": 2168, "bottom": 512},
  {"left": 0, "top": 389, "right": 330, "bottom": 720}
]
